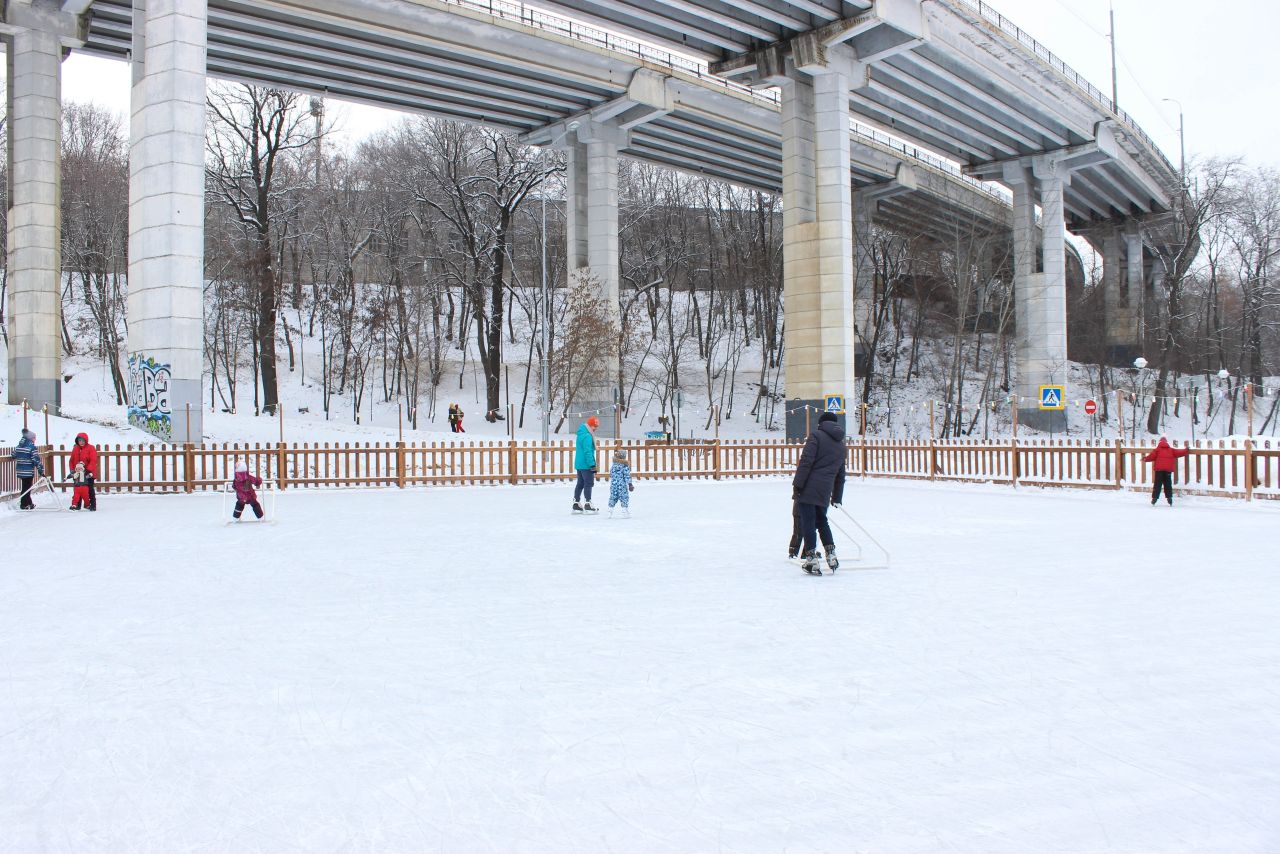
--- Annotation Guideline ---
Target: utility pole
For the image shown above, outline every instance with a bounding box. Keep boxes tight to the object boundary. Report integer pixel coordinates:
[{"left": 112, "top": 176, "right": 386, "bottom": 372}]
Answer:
[
  {"left": 309, "top": 97, "right": 324, "bottom": 186},
  {"left": 1163, "top": 98, "right": 1186, "bottom": 185},
  {"left": 1109, "top": 3, "right": 1119, "bottom": 110}
]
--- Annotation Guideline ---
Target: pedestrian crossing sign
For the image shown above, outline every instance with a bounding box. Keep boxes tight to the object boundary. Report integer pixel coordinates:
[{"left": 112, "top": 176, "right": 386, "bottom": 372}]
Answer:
[
  {"left": 825, "top": 394, "right": 845, "bottom": 414},
  {"left": 1038, "top": 385, "right": 1065, "bottom": 410}
]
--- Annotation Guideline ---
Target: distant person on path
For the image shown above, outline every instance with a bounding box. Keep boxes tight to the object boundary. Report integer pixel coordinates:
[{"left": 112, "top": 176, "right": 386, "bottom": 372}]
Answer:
[
  {"left": 448, "top": 404, "right": 459, "bottom": 432},
  {"left": 452, "top": 404, "right": 466, "bottom": 433},
  {"left": 1143, "top": 436, "right": 1189, "bottom": 506},
  {"left": 231, "top": 461, "right": 265, "bottom": 521},
  {"left": 69, "top": 432, "right": 98, "bottom": 511},
  {"left": 791, "top": 412, "right": 847, "bottom": 575},
  {"left": 572, "top": 416, "right": 600, "bottom": 513},
  {"left": 607, "top": 448, "right": 634, "bottom": 518},
  {"left": 13, "top": 429, "right": 46, "bottom": 510}
]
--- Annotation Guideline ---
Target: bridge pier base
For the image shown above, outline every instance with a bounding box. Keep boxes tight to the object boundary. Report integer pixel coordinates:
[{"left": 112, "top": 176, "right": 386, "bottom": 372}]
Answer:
[
  {"left": 2, "top": 3, "right": 85, "bottom": 413},
  {"left": 126, "top": 0, "right": 208, "bottom": 443},
  {"left": 780, "top": 51, "right": 856, "bottom": 441}
]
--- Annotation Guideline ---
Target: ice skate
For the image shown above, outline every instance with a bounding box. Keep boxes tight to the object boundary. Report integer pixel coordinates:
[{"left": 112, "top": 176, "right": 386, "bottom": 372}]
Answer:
[
  {"left": 801, "top": 550, "right": 823, "bottom": 576},
  {"left": 583, "top": 502, "right": 599, "bottom": 514},
  {"left": 825, "top": 548, "right": 839, "bottom": 572},
  {"left": 572, "top": 502, "right": 584, "bottom": 514},
  {"left": 621, "top": 507, "right": 630, "bottom": 518}
]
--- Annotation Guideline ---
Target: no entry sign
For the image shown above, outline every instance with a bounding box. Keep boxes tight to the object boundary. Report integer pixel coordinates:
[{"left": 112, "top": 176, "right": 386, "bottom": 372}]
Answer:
[{"left": 1084, "top": 399, "right": 1098, "bottom": 416}]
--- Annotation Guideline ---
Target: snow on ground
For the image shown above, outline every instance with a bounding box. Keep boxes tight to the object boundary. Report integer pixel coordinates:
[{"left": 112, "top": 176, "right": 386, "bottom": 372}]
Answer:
[{"left": 2, "top": 478, "right": 1277, "bottom": 852}]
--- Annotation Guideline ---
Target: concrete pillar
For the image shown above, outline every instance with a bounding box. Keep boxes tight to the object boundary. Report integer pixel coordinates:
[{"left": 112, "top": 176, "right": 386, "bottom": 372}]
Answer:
[
  {"left": 4, "top": 17, "right": 64, "bottom": 412},
  {"left": 126, "top": 0, "right": 208, "bottom": 443},
  {"left": 1007, "top": 159, "right": 1069, "bottom": 432},
  {"left": 564, "top": 132, "right": 621, "bottom": 434},
  {"left": 781, "top": 61, "right": 855, "bottom": 440}
]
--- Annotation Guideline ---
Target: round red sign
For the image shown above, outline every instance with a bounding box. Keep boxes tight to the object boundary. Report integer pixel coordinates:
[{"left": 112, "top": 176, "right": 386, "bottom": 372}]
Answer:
[{"left": 1084, "top": 399, "right": 1098, "bottom": 415}]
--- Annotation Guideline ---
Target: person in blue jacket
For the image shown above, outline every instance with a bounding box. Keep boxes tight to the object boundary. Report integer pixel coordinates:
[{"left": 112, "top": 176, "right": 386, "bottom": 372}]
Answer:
[
  {"left": 13, "top": 428, "right": 46, "bottom": 510},
  {"left": 572, "top": 416, "right": 600, "bottom": 513}
]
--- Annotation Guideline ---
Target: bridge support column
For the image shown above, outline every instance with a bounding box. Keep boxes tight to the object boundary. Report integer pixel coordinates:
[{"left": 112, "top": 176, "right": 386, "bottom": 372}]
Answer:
[
  {"left": 2, "top": 2, "right": 85, "bottom": 412},
  {"left": 852, "top": 188, "right": 875, "bottom": 383},
  {"left": 1007, "top": 159, "right": 1069, "bottom": 432},
  {"left": 126, "top": 0, "right": 208, "bottom": 443},
  {"left": 1101, "top": 231, "right": 1134, "bottom": 365},
  {"left": 781, "top": 52, "right": 856, "bottom": 440},
  {"left": 564, "top": 126, "right": 622, "bottom": 435}
]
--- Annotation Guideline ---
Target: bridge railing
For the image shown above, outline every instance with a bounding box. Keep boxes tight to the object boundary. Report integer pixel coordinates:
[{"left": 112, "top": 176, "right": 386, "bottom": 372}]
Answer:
[{"left": 955, "top": 0, "right": 1176, "bottom": 174}]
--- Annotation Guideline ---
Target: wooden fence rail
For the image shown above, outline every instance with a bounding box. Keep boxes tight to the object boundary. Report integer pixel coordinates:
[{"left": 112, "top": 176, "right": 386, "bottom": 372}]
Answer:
[{"left": 6, "top": 437, "right": 1277, "bottom": 503}]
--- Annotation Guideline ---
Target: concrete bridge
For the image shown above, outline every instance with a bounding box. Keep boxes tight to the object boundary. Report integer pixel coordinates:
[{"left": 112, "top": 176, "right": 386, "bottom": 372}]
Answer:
[{"left": 3, "top": 0, "right": 1177, "bottom": 439}]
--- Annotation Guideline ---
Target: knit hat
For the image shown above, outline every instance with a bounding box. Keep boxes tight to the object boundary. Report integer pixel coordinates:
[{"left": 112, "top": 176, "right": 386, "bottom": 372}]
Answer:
[
  {"left": 235, "top": 461, "right": 248, "bottom": 473},
  {"left": 613, "top": 449, "right": 627, "bottom": 463},
  {"left": 819, "top": 412, "right": 838, "bottom": 424},
  {"left": 586, "top": 416, "right": 600, "bottom": 429},
  {"left": 21, "top": 428, "right": 35, "bottom": 441}
]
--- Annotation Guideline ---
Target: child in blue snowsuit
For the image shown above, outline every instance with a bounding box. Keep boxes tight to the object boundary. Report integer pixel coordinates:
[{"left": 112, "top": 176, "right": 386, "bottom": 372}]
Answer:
[{"left": 607, "top": 449, "right": 634, "bottom": 517}]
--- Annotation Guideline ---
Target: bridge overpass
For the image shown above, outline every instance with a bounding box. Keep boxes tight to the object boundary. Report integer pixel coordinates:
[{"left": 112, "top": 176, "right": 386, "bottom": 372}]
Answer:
[{"left": 2, "top": 0, "right": 1175, "bottom": 438}]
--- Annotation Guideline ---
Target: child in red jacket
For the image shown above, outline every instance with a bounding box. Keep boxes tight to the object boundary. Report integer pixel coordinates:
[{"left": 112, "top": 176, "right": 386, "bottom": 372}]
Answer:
[
  {"left": 232, "top": 461, "right": 265, "bottom": 520},
  {"left": 69, "top": 462, "right": 91, "bottom": 510},
  {"left": 1143, "top": 436, "right": 1189, "bottom": 506}
]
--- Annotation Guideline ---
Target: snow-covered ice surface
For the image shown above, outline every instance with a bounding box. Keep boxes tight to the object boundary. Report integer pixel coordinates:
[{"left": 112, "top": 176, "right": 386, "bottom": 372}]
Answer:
[{"left": 1, "top": 479, "right": 1277, "bottom": 853}]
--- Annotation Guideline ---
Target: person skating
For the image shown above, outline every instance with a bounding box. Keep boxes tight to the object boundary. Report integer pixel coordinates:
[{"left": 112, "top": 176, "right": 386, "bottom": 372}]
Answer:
[
  {"left": 607, "top": 448, "right": 635, "bottom": 517},
  {"left": 787, "top": 498, "right": 837, "bottom": 570},
  {"left": 12, "top": 429, "right": 46, "bottom": 510},
  {"left": 1143, "top": 436, "right": 1189, "bottom": 506},
  {"left": 572, "top": 416, "right": 600, "bottom": 513},
  {"left": 231, "top": 461, "right": 265, "bottom": 521},
  {"left": 791, "top": 412, "right": 847, "bottom": 575},
  {"left": 69, "top": 462, "right": 92, "bottom": 511},
  {"left": 68, "top": 431, "right": 98, "bottom": 511}
]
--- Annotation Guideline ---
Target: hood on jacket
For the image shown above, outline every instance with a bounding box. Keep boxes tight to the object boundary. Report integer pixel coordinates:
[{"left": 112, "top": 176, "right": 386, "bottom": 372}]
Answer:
[
  {"left": 75, "top": 432, "right": 89, "bottom": 445},
  {"left": 817, "top": 419, "right": 846, "bottom": 444},
  {"left": 1155, "top": 437, "right": 1171, "bottom": 449}
]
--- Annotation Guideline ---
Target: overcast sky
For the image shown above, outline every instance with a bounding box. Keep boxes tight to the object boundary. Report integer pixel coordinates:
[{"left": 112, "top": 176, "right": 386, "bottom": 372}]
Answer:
[{"left": 42, "top": 0, "right": 1280, "bottom": 169}]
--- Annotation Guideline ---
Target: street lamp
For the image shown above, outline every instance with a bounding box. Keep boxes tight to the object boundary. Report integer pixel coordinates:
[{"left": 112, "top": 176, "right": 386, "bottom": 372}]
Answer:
[
  {"left": 538, "top": 119, "right": 580, "bottom": 444},
  {"left": 1161, "top": 98, "right": 1186, "bottom": 186},
  {"left": 1131, "top": 356, "right": 1148, "bottom": 439}
]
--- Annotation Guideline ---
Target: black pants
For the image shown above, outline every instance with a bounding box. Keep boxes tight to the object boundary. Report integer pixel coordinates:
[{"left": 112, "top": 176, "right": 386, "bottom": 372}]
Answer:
[
  {"left": 790, "top": 501, "right": 833, "bottom": 555},
  {"left": 85, "top": 475, "right": 96, "bottom": 510},
  {"left": 796, "top": 502, "right": 830, "bottom": 555},
  {"left": 574, "top": 468, "right": 595, "bottom": 502},
  {"left": 234, "top": 499, "right": 264, "bottom": 519},
  {"left": 18, "top": 476, "right": 34, "bottom": 509},
  {"left": 1151, "top": 471, "right": 1174, "bottom": 504}
]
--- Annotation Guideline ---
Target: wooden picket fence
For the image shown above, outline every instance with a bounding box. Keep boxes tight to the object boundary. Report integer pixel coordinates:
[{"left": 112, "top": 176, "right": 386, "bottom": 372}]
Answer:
[{"left": 7, "top": 436, "right": 1280, "bottom": 502}]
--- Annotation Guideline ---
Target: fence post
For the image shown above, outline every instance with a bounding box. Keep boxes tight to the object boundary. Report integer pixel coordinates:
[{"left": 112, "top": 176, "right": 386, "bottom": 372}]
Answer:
[
  {"left": 1245, "top": 438, "right": 1254, "bottom": 502},
  {"left": 508, "top": 439, "right": 518, "bottom": 485},
  {"left": 277, "top": 442, "right": 288, "bottom": 490},
  {"left": 1011, "top": 438, "right": 1019, "bottom": 488},
  {"left": 396, "top": 441, "right": 407, "bottom": 489},
  {"left": 1114, "top": 438, "right": 1124, "bottom": 489},
  {"left": 184, "top": 443, "right": 195, "bottom": 493},
  {"left": 928, "top": 438, "right": 937, "bottom": 480}
]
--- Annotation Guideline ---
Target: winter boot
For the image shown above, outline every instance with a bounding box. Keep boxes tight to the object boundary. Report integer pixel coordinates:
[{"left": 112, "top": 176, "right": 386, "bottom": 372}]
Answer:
[
  {"left": 825, "top": 547, "right": 839, "bottom": 572},
  {"left": 801, "top": 550, "right": 823, "bottom": 576}
]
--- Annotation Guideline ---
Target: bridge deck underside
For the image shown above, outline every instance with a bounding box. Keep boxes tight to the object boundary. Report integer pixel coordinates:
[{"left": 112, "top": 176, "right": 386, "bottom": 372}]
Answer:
[{"left": 81, "top": 0, "right": 1010, "bottom": 238}]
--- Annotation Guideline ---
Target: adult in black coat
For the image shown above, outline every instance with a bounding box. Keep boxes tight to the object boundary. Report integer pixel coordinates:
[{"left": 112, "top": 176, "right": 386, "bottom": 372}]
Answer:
[{"left": 791, "top": 412, "right": 847, "bottom": 568}]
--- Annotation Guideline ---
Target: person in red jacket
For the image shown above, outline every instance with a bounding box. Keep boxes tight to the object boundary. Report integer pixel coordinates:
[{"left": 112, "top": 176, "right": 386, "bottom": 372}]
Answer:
[
  {"left": 68, "top": 432, "right": 99, "bottom": 511},
  {"left": 1142, "top": 436, "right": 1189, "bottom": 506},
  {"left": 232, "top": 460, "right": 265, "bottom": 521}
]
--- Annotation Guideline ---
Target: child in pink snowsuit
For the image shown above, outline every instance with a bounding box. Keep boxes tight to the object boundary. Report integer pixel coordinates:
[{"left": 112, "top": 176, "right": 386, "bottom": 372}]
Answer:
[{"left": 232, "top": 461, "right": 264, "bottom": 520}]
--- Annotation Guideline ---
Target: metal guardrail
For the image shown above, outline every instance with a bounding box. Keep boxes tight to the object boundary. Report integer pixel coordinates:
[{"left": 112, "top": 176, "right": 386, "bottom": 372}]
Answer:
[
  {"left": 439, "top": 0, "right": 1009, "bottom": 201},
  {"left": 955, "top": 0, "right": 1176, "bottom": 174}
]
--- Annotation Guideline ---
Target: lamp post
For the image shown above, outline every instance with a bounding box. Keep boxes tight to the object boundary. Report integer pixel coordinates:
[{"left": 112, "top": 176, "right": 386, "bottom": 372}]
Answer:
[
  {"left": 538, "top": 119, "right": 580, "bottom": 445},
  {"left": 1161, "top": 98, "right": 1186, "bottom": 186},
  {"left": 1132, "top": 356, "right": 1148, "bottom": 440}
]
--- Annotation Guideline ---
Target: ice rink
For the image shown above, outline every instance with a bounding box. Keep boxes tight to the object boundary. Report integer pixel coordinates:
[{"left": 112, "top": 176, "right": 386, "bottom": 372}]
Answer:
[{"left": 2, "top": 478, "right": 1277, "bottom": 852}]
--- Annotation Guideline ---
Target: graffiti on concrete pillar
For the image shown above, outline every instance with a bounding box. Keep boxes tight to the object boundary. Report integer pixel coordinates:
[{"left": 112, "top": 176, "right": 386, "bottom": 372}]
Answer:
[{"left": 128, "top": 354, "right": 173, "bottom": 441}]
